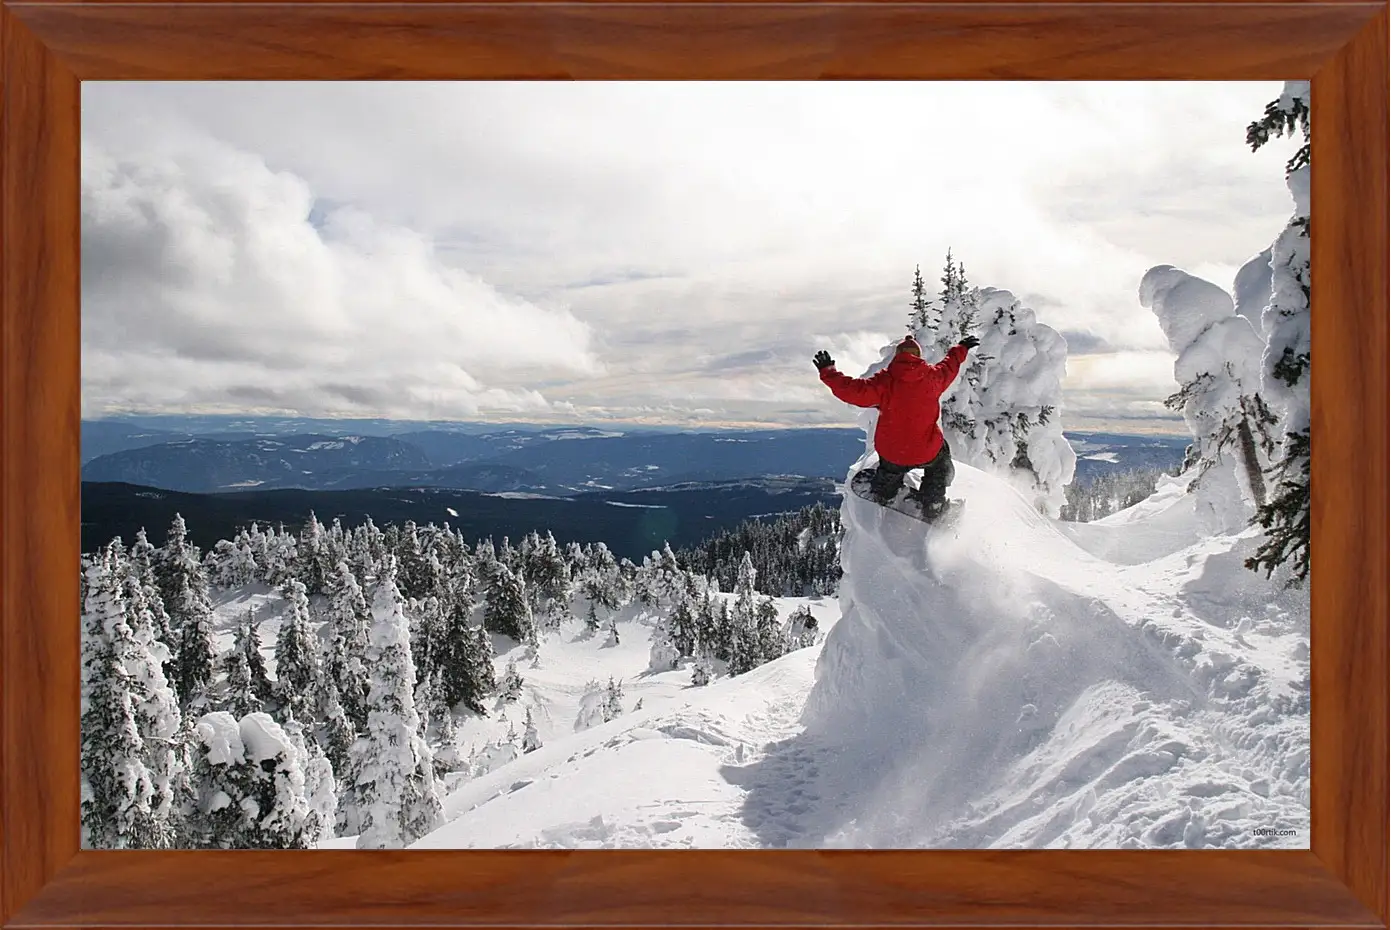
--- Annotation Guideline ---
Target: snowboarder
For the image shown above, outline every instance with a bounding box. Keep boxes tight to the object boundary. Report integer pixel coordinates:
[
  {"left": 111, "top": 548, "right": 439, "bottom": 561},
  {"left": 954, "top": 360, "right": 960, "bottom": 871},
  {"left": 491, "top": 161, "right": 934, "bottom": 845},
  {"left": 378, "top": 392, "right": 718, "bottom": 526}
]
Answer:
[{"left": 813, "top": 333, "right": 980, "bottom": 519}]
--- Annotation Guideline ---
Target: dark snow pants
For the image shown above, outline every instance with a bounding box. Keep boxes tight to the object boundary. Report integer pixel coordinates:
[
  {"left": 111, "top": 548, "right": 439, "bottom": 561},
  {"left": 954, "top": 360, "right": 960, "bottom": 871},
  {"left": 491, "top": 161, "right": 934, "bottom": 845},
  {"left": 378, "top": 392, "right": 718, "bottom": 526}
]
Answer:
[{"left": 870, "top": 441, "right": 955, "bottom": 507}]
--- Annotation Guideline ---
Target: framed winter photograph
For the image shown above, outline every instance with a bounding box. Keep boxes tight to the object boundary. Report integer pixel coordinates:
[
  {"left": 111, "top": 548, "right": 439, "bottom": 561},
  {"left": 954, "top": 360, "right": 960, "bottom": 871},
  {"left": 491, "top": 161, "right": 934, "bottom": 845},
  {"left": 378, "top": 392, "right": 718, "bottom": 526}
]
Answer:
[{"left": 2, "top": 1, "right": 1386, "bottom": 928}]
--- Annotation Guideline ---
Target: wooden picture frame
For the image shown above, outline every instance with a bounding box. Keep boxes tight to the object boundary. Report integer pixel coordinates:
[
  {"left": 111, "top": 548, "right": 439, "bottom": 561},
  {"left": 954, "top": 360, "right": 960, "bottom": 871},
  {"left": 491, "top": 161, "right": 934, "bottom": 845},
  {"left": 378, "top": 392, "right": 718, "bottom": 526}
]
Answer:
[{"left": 2, "top": 1, "right": 1386, "bottom": 926}]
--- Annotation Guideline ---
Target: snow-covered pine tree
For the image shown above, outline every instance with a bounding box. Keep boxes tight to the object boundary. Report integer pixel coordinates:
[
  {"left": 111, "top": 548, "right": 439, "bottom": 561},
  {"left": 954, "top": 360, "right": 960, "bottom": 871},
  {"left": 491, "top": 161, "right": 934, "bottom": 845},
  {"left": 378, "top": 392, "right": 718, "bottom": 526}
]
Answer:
[
  {"left": 498, "top": 657, "right": 524, "bottom": 705},
  {"left": 153, "top": 513, "right": 195, "bottom": 613},
  {"left": 581, "top": 542, "right": 622, "bottom": 622},
  {"left": 472, "top": 726, "right": 521, "bottom": 776},
  {"left": 694, "top": 589, "right": 719, "bottom": 661},
  {"left": 473, "top": 537, "right": 500, "bottom": 587},
  {"left": 351, "top": 556, "right": 444, "bottom": 849},
  {"left": 325, "top": 561, "right": 373, "bottom": 730},
  {"left": 261, "top": 524, "right": 300, "bottom": 588},
  {"left": 410, "top": 594, "right": 448, "bottom": 697},
  {"left": 909, "top": 263, "right": 935, "bottom": 331},
  {"left": 220, "top": 614, "right": 262, "bottom": 719},
  {"left": 484, "top": 562, "right": 534, "bottom": 643},
  {"left": 432, "top": 709, "right": 466, "bottom": 781},
  {"left": 573, "top": 679, "right": 612, "bottom": 731},
  {"left": 653, "top": 542, "right": 685, "bottom": 606},
  {"left": 342, "top": 519, "right": 378, "bottom": 584},
  {"left": 648, "top": 617, "right": 682, "bottom": 672},
  {"left": 239, "top": 712, "right": 315, "bottom": 848},
  {"left": 634, "top": 554, "right": 661, "bottom": 608},
  {"left": 282, "top": 713, "right": 337, "bottom": 847},
  {"left": 183, "top": 712, "right": 252, "bottom": 847},
  {"left": 245, "top": 522, "right": 272, "bottom": 582},
  {"left": 437, "top": 573, "right": 492, "bottom": 714},
  {"left": 714, "top": 599, "right": 734, "bottom": 664},
  {"left": 522, "top": 708, "right": 542, "bottom": 753},
  {"left": 467, "top": 626, "right": 499, "bottom": 710},
  {"left": 666, "top": 586, "right": 699, "bottom": 659},
  {"left": 413, "top": 667, "right": 442, "bottom": 739},
  {"left": 297, "top": 512, "right": 331, "bottom": 596},
  {"left": 931, "top": 249, "right": 976, "bottom": 345},
  {"left": 319, "top": 685, "right": 357, "bottom": 788},
  {"left": 754, "top": 596, "right": 784, "bottom": 667},
  {"left": 1245, "top": 80, "right": 1311, "bottom": 585},
  {"left": 130, "top": 528, "right": 176, "bottom": 652},
  {"left": 726, "top": 553, "right": 761, "bottom": 674},
  {"left": 394, "top": 521, "right": 433, "bottom": 601},
  {"left": 242, "top": 609, "right": 274, "bottom": 706},
  {"left": 603, "top": 678, "right": 625, "bottom": 722},
  {"left": 185, "top": 711, "right": 316, "bottom": 848},
  {"left": 691, "top": 645, "right": 713, "bottom": 687},
  {"left": 615, "top": 557, "right": 638, "bottom": 607},
  {"left": 563, "top": 539, "right": 586, "bottom": 577},
  {"left": 117, "top": 567, "right": 183, "bottom": 845},
  {"left": 275, "top": 579, "right": 322, "bottom": 721},
  {"left": 1139, "top": 265, "right": 1277, "bottom": 533},
  {"left": 954, "top": 288, "right": 1076, "bottom": 516},
  {"left": 164, "top": 716, "right": 199, "bottom": 847},
  {"left": 169, "top": 559, "right": 217, "bottom": 714},
  {"left": 522, "top": 530, "right": 570, "bottom": 628},
  {"left": 81, "top": 550, "right": 159, "bottom": 848},
  {"left": 207, "top": 536, "right": 256, "bottom": 589},
  {"left": 302, "top": 741, "right": 338, "bottom": 847}
]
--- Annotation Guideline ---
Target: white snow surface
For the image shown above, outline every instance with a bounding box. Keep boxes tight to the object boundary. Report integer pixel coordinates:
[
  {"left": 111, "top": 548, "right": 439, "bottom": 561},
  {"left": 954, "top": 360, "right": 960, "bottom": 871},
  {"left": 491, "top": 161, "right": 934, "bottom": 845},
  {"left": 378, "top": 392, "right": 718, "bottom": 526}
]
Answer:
[
  {"left": 196, "top": 712, "right": 246, "bottom": 767},
  {"left": 800, "top": 463, "right": 1307, "bottom": 848},
  {"left": 239, "top": 712, "right": 297, "bottom": 765},
  {"left": 1233, "top": 248, "right": 1273, "bottom": 328}
]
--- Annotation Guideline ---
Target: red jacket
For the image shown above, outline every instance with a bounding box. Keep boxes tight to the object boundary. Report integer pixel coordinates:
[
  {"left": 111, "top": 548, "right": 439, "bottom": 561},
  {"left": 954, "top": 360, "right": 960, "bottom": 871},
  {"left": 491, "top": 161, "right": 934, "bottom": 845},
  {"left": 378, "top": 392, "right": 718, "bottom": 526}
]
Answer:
[{"left": 819, "top": 344, "right": 969, "bottom": 466}]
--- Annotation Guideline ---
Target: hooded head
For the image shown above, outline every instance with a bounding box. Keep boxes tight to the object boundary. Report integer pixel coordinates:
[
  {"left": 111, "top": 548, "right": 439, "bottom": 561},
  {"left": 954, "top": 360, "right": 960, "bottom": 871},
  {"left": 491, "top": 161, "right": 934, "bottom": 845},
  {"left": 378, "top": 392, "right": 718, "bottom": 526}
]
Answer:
[{"left": 896, "top": 335, "right": 922, "bottom": 357}]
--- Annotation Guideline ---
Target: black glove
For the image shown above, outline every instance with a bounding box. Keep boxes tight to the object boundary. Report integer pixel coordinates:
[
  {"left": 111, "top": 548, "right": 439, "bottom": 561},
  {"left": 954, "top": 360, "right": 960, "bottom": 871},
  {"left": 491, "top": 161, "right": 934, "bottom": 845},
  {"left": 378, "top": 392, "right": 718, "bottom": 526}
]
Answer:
[
  {"left": 813, "top": 350, "right": 834, "bottom": 370},
  {"left": 960, "top": 335, "right": 981, "bottom": 350}
]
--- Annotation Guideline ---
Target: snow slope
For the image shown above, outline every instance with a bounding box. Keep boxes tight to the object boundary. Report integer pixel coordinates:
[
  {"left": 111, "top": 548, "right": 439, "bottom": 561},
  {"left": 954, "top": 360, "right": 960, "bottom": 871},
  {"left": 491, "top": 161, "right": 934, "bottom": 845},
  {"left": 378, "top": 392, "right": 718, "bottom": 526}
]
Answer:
[
  {"left": 798, "top": 460, "right": 1308, "bottom": 848},
  {"left": 402, "top": 459, "right": 1306, "bottom": 849},
  {"left": 414, "top": 644, "right": 829, "bottom": 849}
]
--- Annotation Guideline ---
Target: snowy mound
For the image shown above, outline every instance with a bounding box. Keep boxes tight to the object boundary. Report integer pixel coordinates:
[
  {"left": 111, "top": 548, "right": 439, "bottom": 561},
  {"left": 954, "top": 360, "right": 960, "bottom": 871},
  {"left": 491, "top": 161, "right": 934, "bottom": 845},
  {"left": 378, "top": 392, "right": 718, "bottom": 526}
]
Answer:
[{"left": 796, "top": 462, "right": 1309, "bottom": 848}]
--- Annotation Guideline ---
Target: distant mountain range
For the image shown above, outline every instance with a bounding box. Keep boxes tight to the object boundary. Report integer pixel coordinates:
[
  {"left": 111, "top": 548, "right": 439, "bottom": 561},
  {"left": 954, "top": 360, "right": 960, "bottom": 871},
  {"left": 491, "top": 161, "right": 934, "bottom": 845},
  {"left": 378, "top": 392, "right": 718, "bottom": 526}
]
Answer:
[
  {"left": 81, "top": 476, "right": 840, "bottom": 563},
  {"left": 79, "top": 416, "right": 1189, "bottom": 559},
  {"left": 81, "top": 425, "right": 867, "bottom": 494},
  {"left": 82, "top": 417, "right": 1186, "bottom": 495},
  {"left": 1068, "top": 431, "right": 1189, "bottom": 483}
]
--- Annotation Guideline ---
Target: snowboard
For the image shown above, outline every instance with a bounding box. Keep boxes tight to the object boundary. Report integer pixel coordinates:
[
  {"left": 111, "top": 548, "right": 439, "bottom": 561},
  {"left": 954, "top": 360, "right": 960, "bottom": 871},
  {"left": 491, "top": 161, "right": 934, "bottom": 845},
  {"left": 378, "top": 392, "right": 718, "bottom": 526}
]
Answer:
[{"left": 848, "top": 468, "right": 965, "bottom": 528}]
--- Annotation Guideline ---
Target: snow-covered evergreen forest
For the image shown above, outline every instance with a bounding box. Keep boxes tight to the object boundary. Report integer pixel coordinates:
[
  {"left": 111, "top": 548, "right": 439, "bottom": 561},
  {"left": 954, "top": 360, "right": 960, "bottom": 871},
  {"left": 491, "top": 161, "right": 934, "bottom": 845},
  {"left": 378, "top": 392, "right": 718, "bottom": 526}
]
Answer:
[
  {"left": 80, "top": 506, "right": 838, "bottom": 849},
  {"left": 80, "top": 83, "right": 1311, "bottom": 850}
]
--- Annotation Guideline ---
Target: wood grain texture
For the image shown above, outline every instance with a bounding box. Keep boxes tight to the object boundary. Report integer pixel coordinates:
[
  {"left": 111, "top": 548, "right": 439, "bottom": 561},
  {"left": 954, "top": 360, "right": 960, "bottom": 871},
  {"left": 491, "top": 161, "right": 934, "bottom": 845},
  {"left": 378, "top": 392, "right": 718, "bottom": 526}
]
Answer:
[
  {"left": 6, "top": 849, "right": 1387, "bottom": 926},
  {"left": 0, "top": 5, "right": 81, "bottom": 927},
  {"left": 0, "top": 0, "right": 1387, "bottom": 928},
  {"left": 4, "top": 3, "right": 1382, "bottom": 80},
  {"left": 1309, "top": 7, "right": 1390, "bottom": 924}
]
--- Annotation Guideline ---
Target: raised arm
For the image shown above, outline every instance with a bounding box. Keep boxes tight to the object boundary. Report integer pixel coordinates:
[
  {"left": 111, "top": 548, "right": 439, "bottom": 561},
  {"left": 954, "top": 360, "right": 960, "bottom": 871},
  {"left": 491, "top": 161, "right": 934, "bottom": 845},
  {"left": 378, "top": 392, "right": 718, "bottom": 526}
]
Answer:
[
  {"left": 930, "top": 337, "right": 976, "bottom": 390},
  {"left": 815, "top": 350, "right": 889, "bottom": 408}
]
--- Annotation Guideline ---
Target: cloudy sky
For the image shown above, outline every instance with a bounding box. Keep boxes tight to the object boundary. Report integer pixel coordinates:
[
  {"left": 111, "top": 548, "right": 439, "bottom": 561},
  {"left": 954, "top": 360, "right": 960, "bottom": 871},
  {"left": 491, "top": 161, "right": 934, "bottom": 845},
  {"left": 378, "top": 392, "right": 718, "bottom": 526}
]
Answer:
[{"left": 81, "top": 82, "right": 1300, "bottom": 433}]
